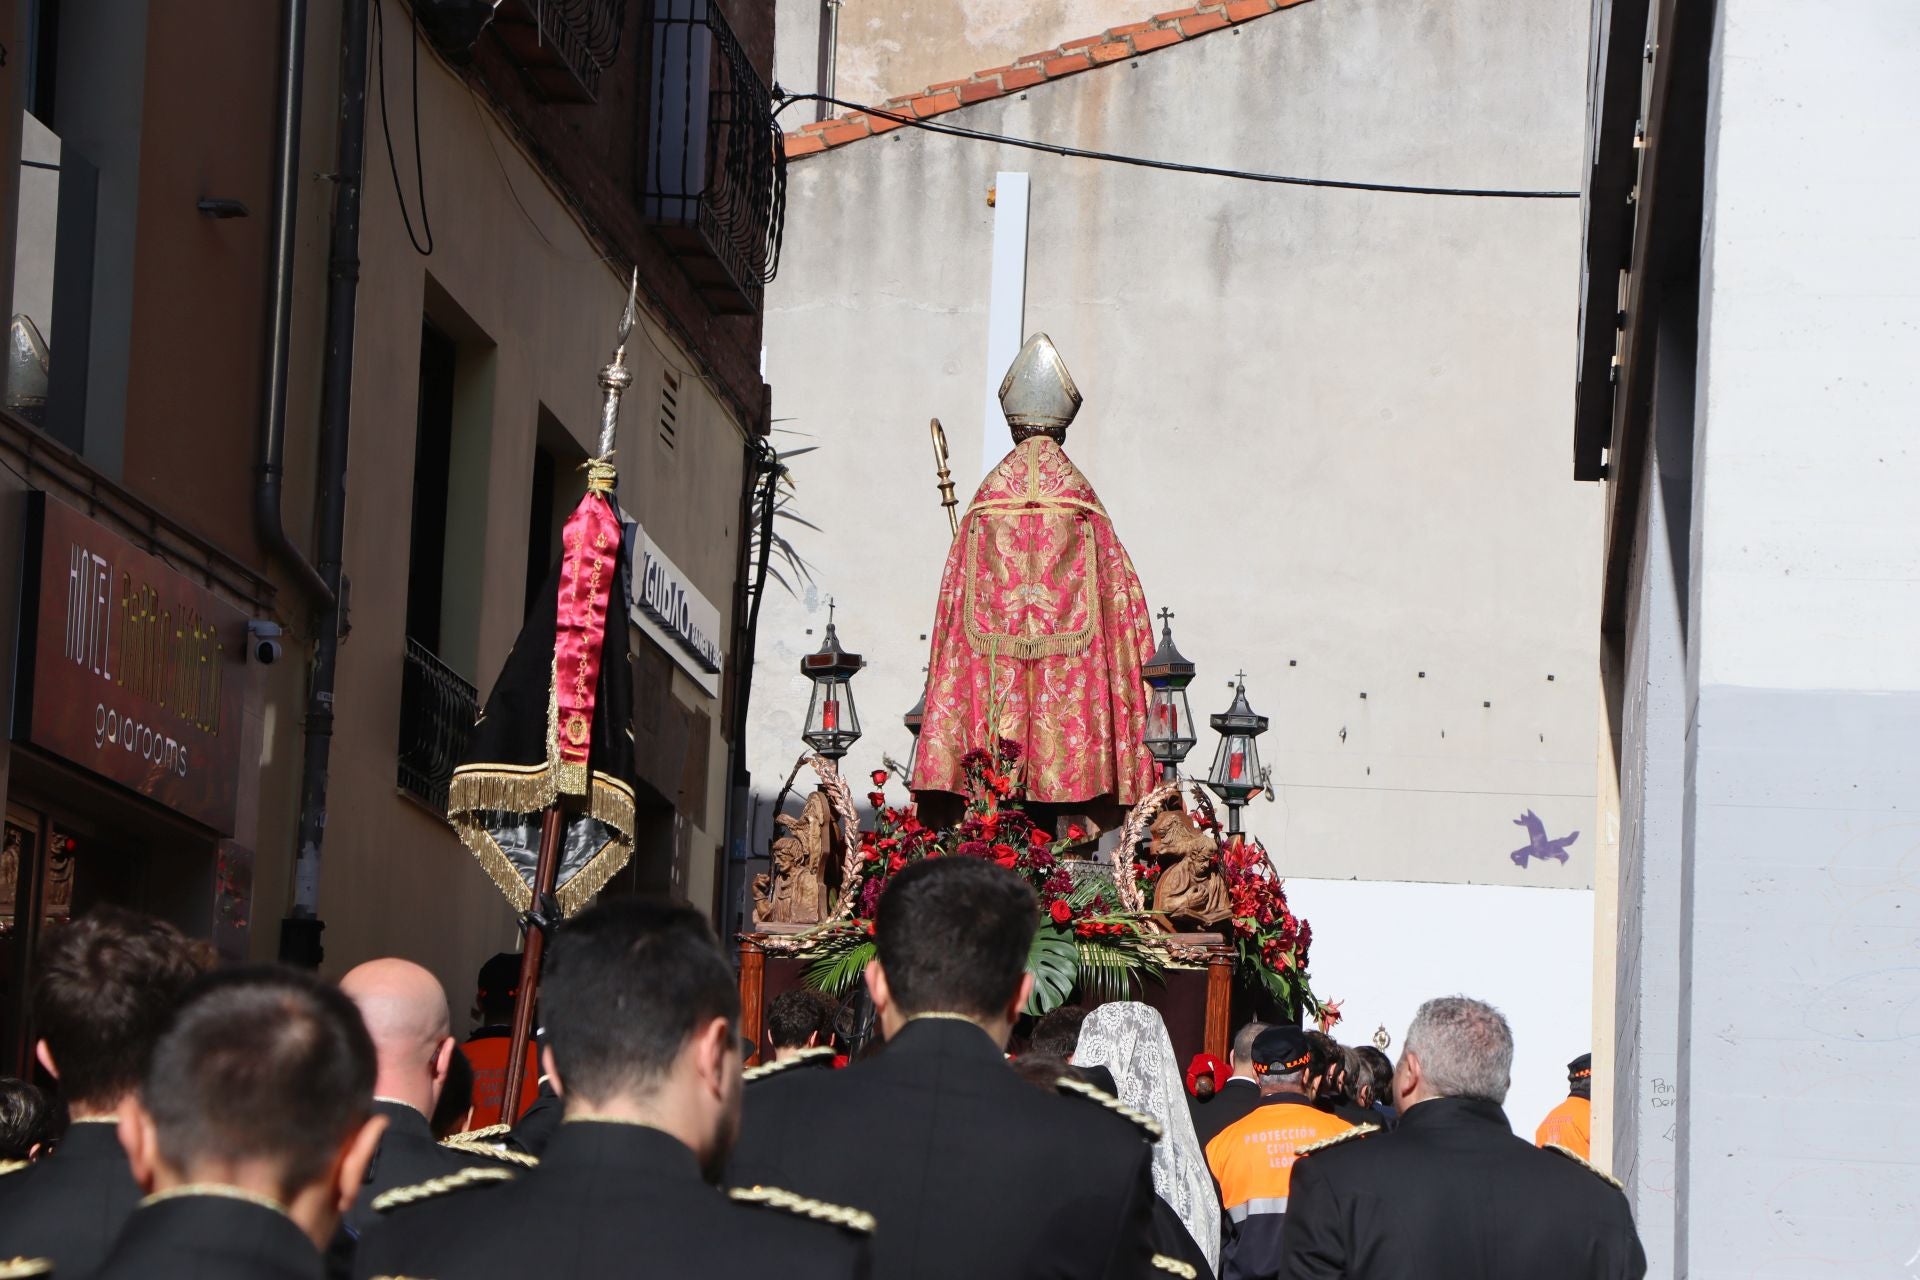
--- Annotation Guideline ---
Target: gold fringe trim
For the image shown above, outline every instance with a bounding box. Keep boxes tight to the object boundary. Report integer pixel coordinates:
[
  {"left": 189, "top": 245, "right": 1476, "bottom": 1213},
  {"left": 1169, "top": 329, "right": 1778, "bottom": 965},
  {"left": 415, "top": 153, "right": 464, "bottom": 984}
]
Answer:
[
  {"left": 962, "top": 527, "right": 1096, "bottom": 660},
  {"left": 449, "top": 766, "right": 558, "bottom": 818},
  {"left": 555, "top": 829, "right": 632, "bottom": 918},
  {"left": 453, "top": 821, "right": 534, "bottom": 914},
  {"left": 585, "top": 458, "right": 617, "bottom": 493}
]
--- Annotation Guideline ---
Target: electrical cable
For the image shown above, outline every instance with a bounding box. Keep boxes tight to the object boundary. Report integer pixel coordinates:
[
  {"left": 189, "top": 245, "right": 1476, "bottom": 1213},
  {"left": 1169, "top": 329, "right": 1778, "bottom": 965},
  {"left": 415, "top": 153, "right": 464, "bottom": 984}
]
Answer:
[
  {"left": 774, "top": 93, "right": 1579, "bottom": 200},
  {"left": 373, "top": 0, "right": 434, "bottom": 255}
]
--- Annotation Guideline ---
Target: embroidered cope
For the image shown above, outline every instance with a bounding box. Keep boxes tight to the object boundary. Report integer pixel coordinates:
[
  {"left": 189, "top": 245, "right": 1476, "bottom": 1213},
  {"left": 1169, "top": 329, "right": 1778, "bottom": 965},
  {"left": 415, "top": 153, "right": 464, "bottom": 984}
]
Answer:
[{"left": 912, "top": 436, "right": 1156, "bottom": 806}]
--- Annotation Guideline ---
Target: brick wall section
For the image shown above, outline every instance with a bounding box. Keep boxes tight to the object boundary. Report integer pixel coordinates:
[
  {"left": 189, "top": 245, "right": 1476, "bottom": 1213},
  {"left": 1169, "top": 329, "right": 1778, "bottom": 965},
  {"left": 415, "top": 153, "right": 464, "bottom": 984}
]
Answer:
[{"left": 784, "top": 0, "right": 1318, "bottom": 159}]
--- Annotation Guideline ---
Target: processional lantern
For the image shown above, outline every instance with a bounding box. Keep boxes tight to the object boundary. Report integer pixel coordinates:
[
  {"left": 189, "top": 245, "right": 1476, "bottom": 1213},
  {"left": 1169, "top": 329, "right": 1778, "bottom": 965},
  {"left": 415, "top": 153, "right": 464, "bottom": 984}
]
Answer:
[
  {"left": 1206, "top": 673, "right": 1270, "bottom": 835},
  {"left": 901, "top": 670, "right": 928, "bottom": 780},
  {"left": 1141, "top": 609, "right": 1197, "bottom": 780},
  {"left": 800, "top": 601, "right": 865, "bottom": 760}
]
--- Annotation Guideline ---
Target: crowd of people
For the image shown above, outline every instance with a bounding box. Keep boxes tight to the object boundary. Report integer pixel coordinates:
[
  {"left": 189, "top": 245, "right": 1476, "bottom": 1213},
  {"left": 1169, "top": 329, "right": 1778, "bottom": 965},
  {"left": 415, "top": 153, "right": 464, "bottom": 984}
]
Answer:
[{"left": 0, "top": 860, "right": 1644, "bottom": 1278}]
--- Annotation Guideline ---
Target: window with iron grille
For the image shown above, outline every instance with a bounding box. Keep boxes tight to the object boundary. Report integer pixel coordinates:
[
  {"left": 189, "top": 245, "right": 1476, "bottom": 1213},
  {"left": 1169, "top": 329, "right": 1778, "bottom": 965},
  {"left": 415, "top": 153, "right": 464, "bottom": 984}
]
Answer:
[
  {"left": 642, "top": 0, "right": 785, "bottom": 315},
  {"left": 398, "top": 637, "right": 478, "bottom": 813},
  {"left": 488, "top": 0, "right": 625, "bottom": 103}
]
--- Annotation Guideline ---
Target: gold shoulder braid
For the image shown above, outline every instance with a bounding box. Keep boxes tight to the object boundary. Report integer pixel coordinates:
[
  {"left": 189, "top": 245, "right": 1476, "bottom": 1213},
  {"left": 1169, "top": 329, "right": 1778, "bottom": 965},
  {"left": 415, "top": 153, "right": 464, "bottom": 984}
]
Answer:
[
  {"left": 1296, "top": 1123, "right": 1382, "bottom": 1157},
  {"left": 1544, "top": 1144, "right": 1624, "bottom": 1189},
  {"left": 372, "top": 1166, "right": 516, "bottom": 1213},
  {"left": 728, "top": 1186, "right": 875, "bottom": 1235},
  {"left": 0, "top": 1160, "right": 28, "bottom": 1177},
  {"left": 743, "top": 1045, "right": 836, "bottom": 1083},
  {"left": 1054, "top": 1077, "right": 1164, "bottom": 1142},
  {"left": 1150, "top": 1255, "right": 1198, "bottom": 1278},
  {"left": 0, "top": 1259, "right": 51, "bottom": 1279},
  {"left": 444, "top": 1123, "right": 512, "bottom": 1143},
  {"left": 440, "top": 1136, "right": 539, "bottom": 1168}
]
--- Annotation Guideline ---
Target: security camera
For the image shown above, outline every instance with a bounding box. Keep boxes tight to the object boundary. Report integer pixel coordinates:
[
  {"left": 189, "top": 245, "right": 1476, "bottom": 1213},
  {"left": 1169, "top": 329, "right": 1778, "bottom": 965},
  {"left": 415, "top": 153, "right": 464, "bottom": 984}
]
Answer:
[{"left": 248, "top": 620, "right": 284, "bottom": 665}]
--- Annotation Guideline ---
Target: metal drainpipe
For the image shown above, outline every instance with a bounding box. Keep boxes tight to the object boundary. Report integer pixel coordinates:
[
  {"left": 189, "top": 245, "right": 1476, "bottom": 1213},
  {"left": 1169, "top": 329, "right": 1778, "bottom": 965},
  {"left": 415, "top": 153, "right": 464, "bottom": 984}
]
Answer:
[
  {"left": 814, "top": 0, "right": 841, "bottom": 122},
  {"left": 281, "top": 0, "right": 371, "bottom": 968},
  {"left": 257, "top": 0, "right": 334, "bottom": 609}
]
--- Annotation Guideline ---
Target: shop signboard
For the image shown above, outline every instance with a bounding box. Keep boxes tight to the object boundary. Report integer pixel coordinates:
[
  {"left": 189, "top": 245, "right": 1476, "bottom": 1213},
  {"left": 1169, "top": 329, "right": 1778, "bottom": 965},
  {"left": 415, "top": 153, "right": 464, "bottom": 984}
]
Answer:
[
  {"left": 622, "top": 517, "right": 725, "bottom": 698},
  {"left": 12, "top": 494, "right": 247, "bottom": 834}
]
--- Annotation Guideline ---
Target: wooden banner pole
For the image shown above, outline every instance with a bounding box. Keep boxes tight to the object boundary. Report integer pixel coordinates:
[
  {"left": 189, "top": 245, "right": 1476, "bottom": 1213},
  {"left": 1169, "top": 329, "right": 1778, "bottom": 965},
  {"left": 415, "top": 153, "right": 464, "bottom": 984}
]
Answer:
[{"left": 500, "top": 805, "right": 565, "bottom": 1121}]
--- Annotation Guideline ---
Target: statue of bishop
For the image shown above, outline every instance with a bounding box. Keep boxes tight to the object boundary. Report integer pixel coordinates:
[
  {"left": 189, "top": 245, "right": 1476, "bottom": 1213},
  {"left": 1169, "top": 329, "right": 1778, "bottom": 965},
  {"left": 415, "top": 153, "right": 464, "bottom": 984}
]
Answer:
[{"left": 911, "top": 334, "right": 1158, "bottom": 820}]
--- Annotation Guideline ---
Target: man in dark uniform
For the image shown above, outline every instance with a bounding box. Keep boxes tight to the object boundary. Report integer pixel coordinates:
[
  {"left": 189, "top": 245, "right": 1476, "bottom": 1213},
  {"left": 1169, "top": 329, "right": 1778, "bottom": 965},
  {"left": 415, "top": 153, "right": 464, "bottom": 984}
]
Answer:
[
  {"left": 353, "top": 898, "right": 871, "bottom": 1279},
  {"left": 727, "top": 858, "right": 1161, "bottom": 1279},
  {"left": 336, "top": 958, "right": 509, "bottom": 1247},
  {"left": 1280, "top": 997, "right": 1647, "bottom": 1280},
  {"left": 1192, "top": 1020, "right": 1266, "bottom": 1146},
  {"left": 95, "top": 966, "right": 389, "bottom": 1279},
  {"left": 0, "top": 907, "right": 207, "bottom": 1279}
]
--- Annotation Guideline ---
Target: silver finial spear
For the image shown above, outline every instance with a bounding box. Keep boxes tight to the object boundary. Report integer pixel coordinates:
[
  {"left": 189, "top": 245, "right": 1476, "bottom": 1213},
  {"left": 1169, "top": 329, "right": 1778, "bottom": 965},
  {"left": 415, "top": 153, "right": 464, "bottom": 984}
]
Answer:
[{"left": 595, "top": 269, "right": 639, "bottom": 459}]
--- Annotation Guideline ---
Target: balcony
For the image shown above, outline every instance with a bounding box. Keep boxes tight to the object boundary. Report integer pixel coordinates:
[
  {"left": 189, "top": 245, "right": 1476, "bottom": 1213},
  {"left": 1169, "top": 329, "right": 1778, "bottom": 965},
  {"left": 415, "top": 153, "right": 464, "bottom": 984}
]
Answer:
[
  {"left": 398, "top": 638, "right": 479, "bottom": 813},
  {"left": 641, "top": 0, "right": 785, "bottom": 315},
  {"left": 491, "top": 0, "right": 626, "bottom": 103}
]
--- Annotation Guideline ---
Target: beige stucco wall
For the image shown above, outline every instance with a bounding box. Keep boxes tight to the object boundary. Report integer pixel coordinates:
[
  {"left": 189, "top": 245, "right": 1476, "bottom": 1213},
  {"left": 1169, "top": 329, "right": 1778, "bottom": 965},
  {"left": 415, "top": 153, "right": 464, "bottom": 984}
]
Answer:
[{"left": 252, "top": 0, "right": 746, "bottom": 1000}]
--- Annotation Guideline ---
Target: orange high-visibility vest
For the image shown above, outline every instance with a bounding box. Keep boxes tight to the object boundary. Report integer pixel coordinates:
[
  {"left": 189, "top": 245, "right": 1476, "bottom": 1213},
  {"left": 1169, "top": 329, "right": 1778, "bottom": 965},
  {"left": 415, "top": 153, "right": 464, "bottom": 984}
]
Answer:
[
  {"left": 1207, "top": 1098, "right": 1354, "bottom": 1220},
  {"left": 1535, "top": 1094, "right": 1592, "bottom": 1159}
]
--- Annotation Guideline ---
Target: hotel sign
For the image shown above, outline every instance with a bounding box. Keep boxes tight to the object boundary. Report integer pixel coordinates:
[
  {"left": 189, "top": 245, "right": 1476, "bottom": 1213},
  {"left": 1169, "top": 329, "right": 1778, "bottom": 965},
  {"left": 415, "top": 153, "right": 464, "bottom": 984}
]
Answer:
[
  {"left": 13, "top": 494, "right": 247, "bottom": 833},
  {"left": 623, "top": 518, "right": 724, "bottom": 698}
]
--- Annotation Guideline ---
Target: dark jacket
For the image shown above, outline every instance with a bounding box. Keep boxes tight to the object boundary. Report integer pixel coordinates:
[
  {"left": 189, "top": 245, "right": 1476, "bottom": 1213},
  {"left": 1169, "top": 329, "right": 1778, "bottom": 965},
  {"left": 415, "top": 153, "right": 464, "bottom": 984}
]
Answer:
[
  {"left": 728, "top": 1017, "right": 1159, "bottom": 1280},
  {"left": 353, "top": 1118, "right": 870, "bottom": 1279},
  {"left": 1279, "top": 1095, "right": 1647, "bottom": 1280},
  {"left": 95, "top": 1189, "right": 323, "bottom": 1280},
  {"left": 1191, "top": 1077, "right": 1262, "bottom": 1148},
  {"left": 0, "top": 1118, "right": 140, "bottom": 1280}
]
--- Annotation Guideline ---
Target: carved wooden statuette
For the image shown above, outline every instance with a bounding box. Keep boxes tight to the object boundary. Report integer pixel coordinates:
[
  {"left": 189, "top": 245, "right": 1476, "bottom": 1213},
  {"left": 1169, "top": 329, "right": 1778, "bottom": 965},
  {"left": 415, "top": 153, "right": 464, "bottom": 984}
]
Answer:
[
  {"left": 753, "top": 789, "right": 833, "bottom": 926},
  {"left": 1149, "top": 808, "right": 1232, "bottom": 928}
]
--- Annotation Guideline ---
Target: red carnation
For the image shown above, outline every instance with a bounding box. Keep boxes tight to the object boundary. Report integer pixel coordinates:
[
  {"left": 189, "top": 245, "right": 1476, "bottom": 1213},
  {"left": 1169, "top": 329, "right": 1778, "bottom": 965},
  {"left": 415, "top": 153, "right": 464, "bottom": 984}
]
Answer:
[
  {"left": 871, "top": 770, "right": 889, "bottom": 787},
  {"left": 1050, "top": 899, "right": 1072, "bottom": 925}
]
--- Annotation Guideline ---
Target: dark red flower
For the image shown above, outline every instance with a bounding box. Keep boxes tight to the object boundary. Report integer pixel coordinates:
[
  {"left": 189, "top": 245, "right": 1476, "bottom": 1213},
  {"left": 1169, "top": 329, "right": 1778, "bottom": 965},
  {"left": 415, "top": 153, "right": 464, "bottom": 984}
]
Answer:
[
  {"left": 871, "top": 770, "right": 889, "bottom": 788},
  {"left": 1050, "top": 899, "right": 1072, "bottom": 925},
  {"left": 867, "top": 791, "right": 887, "bottom": 808},
  {"left": 990, "top": 843, "right": 1020, "bottom": 869}
]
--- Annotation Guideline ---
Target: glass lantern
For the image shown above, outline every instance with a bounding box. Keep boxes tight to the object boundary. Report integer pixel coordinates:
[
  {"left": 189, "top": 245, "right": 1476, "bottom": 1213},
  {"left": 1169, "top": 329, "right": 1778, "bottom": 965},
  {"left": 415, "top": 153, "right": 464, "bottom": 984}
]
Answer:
[
  {"left": 800, "top": 605, "right": 865, "bottom": 760},
  {"left": 902, "top": 677, "right": 927, "bottom": 781},
  {"left": 1141, "top": 610, "right": 1197, "bottom": 779},
  {"left": 1206, "top": 674, "right": 1270, "bottom": 833}
]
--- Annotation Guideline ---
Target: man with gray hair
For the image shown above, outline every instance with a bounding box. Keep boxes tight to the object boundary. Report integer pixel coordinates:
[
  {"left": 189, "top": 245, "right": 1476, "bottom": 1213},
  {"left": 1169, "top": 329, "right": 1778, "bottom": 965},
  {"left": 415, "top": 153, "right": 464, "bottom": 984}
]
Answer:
[{"left": 1279, "top": 996, "right": 1646, "bottom": 1279}]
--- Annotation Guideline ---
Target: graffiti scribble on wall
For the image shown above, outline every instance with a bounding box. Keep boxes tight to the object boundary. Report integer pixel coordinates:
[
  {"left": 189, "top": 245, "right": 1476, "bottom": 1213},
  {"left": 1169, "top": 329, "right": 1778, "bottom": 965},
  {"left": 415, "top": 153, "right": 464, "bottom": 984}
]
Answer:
[{"left": 1510, "top": 810, "right": 1578, "bottom": 868}]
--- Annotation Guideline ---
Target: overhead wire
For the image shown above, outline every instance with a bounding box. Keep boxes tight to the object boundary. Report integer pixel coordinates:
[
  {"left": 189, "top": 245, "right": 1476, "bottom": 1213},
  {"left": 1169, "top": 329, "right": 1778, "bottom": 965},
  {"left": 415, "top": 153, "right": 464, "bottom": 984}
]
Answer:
[
  {"left": 372, "top": 0, "right": 435, "bottom": 255},
  {"left": 773, "top": 93, "right": 1579, "bottom": 200}
]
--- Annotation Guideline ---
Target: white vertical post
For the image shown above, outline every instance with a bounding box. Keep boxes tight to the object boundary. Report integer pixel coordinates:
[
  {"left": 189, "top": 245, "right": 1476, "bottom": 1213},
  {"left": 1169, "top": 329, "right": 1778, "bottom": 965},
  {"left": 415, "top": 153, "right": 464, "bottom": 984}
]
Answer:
[{"left": 979, "top": 172, "right": 1030, "bottom": 478}]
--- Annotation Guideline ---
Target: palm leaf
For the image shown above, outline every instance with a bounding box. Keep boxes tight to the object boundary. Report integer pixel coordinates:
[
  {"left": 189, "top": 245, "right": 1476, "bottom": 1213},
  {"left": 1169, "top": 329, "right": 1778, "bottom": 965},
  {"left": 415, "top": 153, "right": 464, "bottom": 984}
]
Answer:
[
  {"left": 1025, "top": 925, "right": 1079, "bottom": 1016},
  {"left": 804, "top": 937, "right": 877, "bottom": 997}
]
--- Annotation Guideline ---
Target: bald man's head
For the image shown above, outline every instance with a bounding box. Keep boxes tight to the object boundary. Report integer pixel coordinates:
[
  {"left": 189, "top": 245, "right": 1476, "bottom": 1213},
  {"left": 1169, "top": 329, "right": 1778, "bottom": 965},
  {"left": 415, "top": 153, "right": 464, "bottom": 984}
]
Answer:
[{"left": 339, "top": 959, "right": 455, "bottom": 1114}]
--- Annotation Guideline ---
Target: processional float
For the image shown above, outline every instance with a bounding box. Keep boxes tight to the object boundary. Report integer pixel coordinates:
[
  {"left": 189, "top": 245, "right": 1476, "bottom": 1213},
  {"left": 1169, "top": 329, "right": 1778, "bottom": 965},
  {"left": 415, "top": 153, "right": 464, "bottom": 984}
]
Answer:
[{"left": 740, "top": 334, "right": 1328, "bottom": 1064}]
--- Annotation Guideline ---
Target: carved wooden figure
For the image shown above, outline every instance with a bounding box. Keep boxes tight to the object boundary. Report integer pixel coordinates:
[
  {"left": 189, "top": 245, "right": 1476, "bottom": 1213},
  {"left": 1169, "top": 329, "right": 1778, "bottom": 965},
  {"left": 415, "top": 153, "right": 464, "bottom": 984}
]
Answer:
[
  {"left": 753, "top": 789, "right": 834, "bottom": 925},
  {"left": 1149, "top": 808, "right": 1232, "bottom": 928}
]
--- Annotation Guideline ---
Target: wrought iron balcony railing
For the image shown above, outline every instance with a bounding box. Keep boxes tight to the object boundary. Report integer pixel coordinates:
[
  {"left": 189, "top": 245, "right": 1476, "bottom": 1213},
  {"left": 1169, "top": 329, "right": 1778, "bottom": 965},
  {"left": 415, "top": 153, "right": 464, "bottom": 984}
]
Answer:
[
  {"left": 491, "top": 0, "right": 625, "bottom": 103},
  {"left": 398, "top": 637, "right": 479, "bottom": 813},
  {"left": 642, "top": 0, "right": 785, "bottom": 315}
]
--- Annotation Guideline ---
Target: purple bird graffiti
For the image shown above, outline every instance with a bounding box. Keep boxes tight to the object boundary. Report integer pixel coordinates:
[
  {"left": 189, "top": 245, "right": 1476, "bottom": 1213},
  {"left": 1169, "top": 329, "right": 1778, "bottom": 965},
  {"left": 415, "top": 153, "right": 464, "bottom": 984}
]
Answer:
[{"left": 1510, "top": 810, "right": 1578, "bottom": 868}]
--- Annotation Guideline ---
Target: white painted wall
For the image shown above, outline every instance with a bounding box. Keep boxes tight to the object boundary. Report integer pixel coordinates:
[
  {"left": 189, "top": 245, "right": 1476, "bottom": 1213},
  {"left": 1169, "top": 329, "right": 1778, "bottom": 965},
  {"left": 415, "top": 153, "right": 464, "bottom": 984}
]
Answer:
[
  {"left": 1693, "top": 0, "right": 1920, "bottom": 697},
  {"left": 1286, "top": 877, "right": 1594, "bottom": 1142}
]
